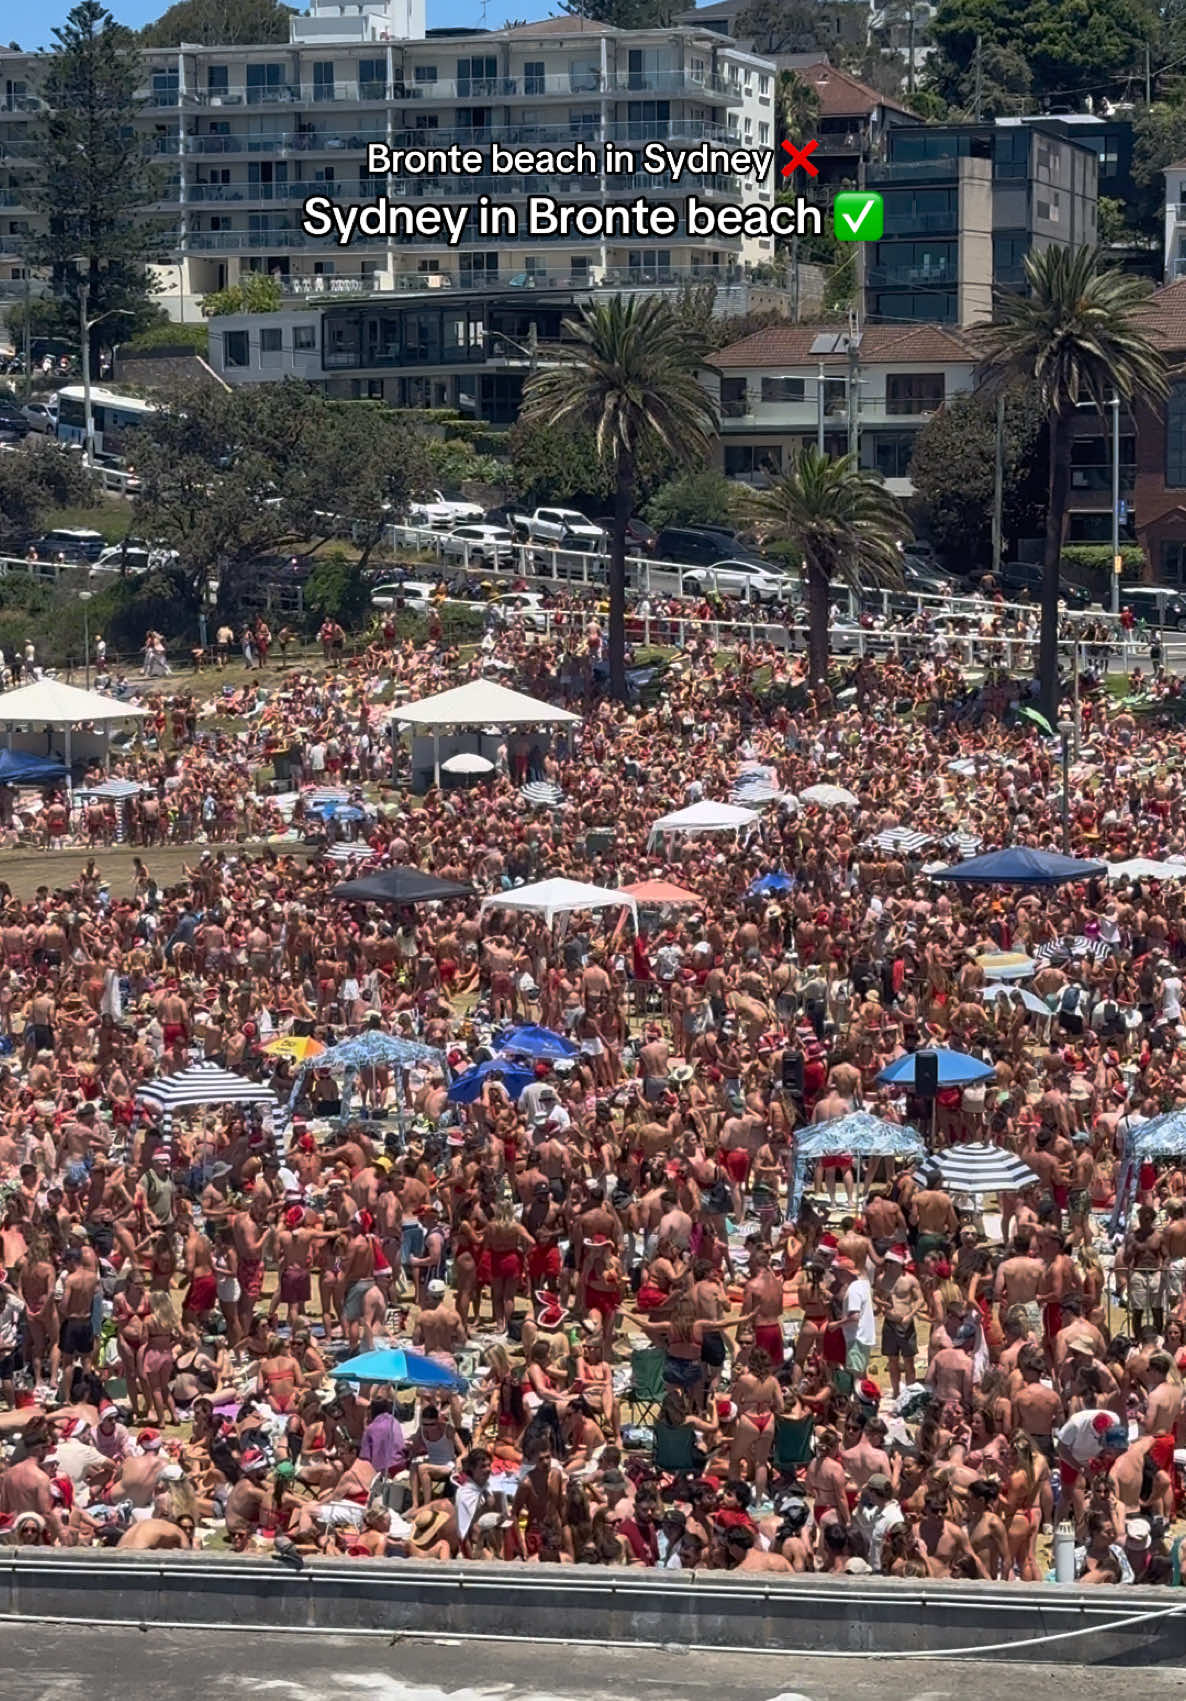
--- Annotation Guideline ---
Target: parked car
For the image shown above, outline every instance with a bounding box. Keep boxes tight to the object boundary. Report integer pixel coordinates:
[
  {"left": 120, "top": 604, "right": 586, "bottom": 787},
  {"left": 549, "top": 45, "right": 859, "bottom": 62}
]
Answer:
[
  {"left": 21, "top": 401, "right": 57, "bottom": 434},
  {"left": 371, "top": 579, "right": 436, "bottom": 616},
  {"left": 0, "top": 402, "right": 29, "bottom": 441},
  {"left": 680, "top": 559, "right": 793, "bottom": 604},
  {"left": 91, "top": 540, "right": 178, "bottom": 578},
  {"left": 1121, "top": 585, "right": 1186, "bottom": 628},
  {"left": 406, "top": 489, "right": 484, "bottom": 529},
  {"left": 486, "top": 591, "right": 549, "bottom": 631},
  {"left": 511, "top": 506, "right": 606, "bottom": 551},
  {"left": 654, "top": 525, "right": 767, "bottom": 570},
  {"left": 995, "top": 560, "right": 1093, "bottom": 609},
  {"left": 29, "top": 527, "right": 106, "bottom": 563},
  {"left": 441, "top": 523, "right": 517, "bottom": 566},
  {"left": 592, "top": 515, "right": 657, "bottom": 555}
]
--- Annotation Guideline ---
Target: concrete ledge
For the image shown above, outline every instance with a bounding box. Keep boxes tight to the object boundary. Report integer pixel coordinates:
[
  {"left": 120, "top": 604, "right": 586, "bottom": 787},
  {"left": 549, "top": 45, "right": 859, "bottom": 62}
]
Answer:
[{"left": 2, "top": 1552, "right": 1185, "bottom": 1662}]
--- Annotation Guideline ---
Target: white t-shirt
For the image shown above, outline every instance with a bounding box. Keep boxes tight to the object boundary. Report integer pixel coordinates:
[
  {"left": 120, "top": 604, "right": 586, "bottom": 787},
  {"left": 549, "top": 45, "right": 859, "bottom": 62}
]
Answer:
[
  {"left": 1057, "top": 1409, "right": 1115, "bottom": 1465},
  {"left": 1163, "top": 976, "right": 1182, "bottom": 1021},
  {"left": 843, "top": 1278, "right": 876, "bottom": 1348}
]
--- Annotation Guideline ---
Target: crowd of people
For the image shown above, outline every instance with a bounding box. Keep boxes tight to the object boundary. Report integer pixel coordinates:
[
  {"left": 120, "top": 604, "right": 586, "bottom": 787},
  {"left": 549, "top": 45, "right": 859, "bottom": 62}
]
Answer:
[{"left": 3, "top": 601, "right": 1186, "bottom": 1585}]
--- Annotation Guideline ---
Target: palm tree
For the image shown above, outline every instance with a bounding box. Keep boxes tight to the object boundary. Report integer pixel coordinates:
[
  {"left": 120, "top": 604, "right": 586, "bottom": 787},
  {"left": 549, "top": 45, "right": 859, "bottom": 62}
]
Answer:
[
  {"left": 983, "top": 247, "right": 1166, "bottom": 724},
  {"left": 520, "top": 295, "right": 717, "bottom": 698},
  {"left": 745, "top": 446, "right": 904, "bottom": 689}
]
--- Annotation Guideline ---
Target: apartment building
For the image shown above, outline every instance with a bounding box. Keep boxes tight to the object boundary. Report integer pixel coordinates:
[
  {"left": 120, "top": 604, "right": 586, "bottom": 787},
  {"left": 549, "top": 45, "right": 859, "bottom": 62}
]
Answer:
[
  {"left": 706, "top": 319, "right": 980, "bottom": 494},
  {"left": 1164, "top": 160, "right": 1186, "bottom": 283},
  {"left": 865, "top": 119, "right": 1098, "bottom": 327},
  {"left": 0, "top": 0, "right": 777, "bottom": 320}
]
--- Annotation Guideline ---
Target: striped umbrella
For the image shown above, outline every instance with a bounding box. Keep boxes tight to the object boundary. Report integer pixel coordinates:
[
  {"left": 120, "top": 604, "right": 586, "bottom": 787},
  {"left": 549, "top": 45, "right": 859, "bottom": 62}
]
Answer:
[
  {"left": 324, "top": 842, "right": 374, "bottom": 863},
  {"left": 943, "top": 831, "right": 983, "bottom": 858},
  {"left": 521, "top": 780, "right": 564, "bottom": 807},
  {"left": 913, "top": 1142, "right": 1040, "bottom": 1195},
  {"left": 135, "top": 1061, "right": 278, "bottom": 1154},
  {"left": 1035, "top": 936, "right": 1112, "bottom": 966},
  {"left": 866, "top": 827, "right": 932, "bottom": 855}
]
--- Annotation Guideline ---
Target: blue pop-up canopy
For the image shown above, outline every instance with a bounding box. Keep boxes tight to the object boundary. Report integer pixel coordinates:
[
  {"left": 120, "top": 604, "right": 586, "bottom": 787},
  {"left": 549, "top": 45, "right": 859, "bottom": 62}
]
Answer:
[
  {"left": 748, "top": 871, "right": 794, "bottom": 895},
  {"left": 333, "top": 1348, "right": 463, "bottom": 1389},
  {"left": 930, "top": 847, "right": 1105, "bottom": 886},
  {"left": 0, "top": 748, "right": 67, "bottom": 785}
]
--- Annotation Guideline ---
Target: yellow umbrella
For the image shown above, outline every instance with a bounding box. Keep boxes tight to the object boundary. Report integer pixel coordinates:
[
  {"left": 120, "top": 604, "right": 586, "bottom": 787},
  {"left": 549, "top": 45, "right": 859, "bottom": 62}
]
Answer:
[{"left": 262, "top": 1035, "right": 325, "bottom": 1062}]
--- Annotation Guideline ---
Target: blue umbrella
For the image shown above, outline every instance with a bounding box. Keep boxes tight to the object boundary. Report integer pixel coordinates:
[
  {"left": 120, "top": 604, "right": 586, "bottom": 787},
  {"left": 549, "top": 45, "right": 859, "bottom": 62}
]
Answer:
[
  {"left": 930, "top": 847, "right": 1105, "bottom": 886},
  {"left": 877, "top": 1048, "right": 995, "bottom": 1088},
  {"left": 333, "top": 1348, "right": 462, "bottom": 1390},
  {"left": 748, "top": 871, "right": 794, "bottom": 895},
  {"left": 312, "top": 800, "right": 367, "bottom": 822},
  {"left": 447, "top": 1056, "right": 537, "bottom": 1104},
  {"left": 497, "top": 1023, "right": 578, "bottom": 1059}
]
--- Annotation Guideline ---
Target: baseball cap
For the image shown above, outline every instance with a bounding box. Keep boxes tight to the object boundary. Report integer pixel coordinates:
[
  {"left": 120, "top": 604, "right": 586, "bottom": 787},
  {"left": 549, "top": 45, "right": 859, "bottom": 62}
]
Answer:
[
  {"left": 864, "top": 1472, "right": 893, "bottom": 1496},
  {"left": 427, "top": 1278, "right": 447, "bottom": 1298}
]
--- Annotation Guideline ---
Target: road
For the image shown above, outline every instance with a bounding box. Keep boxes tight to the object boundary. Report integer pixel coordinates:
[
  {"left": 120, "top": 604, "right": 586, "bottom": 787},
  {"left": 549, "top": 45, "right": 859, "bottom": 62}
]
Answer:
[{"left": 6, "top": 1627, "right": 1186, "bottom": 1701}]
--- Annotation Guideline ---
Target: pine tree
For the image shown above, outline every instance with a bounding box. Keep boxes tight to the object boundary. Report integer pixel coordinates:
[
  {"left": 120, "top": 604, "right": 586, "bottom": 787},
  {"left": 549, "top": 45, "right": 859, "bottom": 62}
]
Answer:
[{"left": 28, "top": 1, "right": 165, "bottom": 363}]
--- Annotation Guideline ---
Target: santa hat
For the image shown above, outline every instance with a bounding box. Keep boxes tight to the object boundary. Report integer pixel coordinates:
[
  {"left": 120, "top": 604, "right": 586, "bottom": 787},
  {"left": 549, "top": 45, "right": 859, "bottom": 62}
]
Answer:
[
  {"left": 138, "top": 1429, "right": 163, "bottom": 1452},
  {"left": 284, "top": 1205, "right": 304, "bottom": 1229}
]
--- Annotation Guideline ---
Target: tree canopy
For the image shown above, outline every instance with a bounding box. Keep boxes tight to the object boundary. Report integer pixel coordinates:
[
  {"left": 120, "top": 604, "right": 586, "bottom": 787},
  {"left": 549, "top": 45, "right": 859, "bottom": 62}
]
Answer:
[
  {"left": 0, "top": 439, "right": 97, "bottom": 556},
  {"left": 140, "top": 0, "right": 294, "bottom": 45},
  {"left": 926, "top": 0, "right": 1153, "bottom": 108},
  {"left": 908, "top": 383, "right": 1047, "bottom": 570}
]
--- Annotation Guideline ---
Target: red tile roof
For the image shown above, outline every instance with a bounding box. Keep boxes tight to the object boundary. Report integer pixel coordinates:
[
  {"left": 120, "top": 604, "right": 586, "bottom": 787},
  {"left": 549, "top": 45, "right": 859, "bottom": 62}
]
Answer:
[
  {"left": 1138, "top": 277, "right": 1186, "bottom": 352},
  {"left": 709, "top": 321, "right": 983, "bottom": 368},
  {"left": 798, "top": 61, "right": 917, "bottom": 120}
]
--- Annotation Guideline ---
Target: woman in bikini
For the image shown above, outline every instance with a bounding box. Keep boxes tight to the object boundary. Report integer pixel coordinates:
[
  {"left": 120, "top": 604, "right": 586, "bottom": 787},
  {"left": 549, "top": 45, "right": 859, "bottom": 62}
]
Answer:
[
  {"left": 1002, "top": 1429, "right": 1048, "bottom": 1580},
  {"left": 730, "top": 1345, "right": 785, "bottom": 1506},
  {"left": 112, "top": 1268, "right": 150, "bottom": 1421},
  {"left": 139, "top": 1291, "right": 181, "bottom": 1427},
  {"left": 258, "top": 1335, "right": 304, "bottom": 1415},
  {"left": 451, "top": 1199, "right": 486, "bottom": 1333}
]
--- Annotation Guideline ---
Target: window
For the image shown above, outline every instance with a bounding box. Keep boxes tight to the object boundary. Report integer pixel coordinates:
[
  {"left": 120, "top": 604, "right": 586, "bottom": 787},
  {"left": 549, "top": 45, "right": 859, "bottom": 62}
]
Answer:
[
  {"left": 294, "top": 324, "right": 315, "bottom": 350},
  {"left": 1037, "top": 195, "right": 1060, "bottom": 223},
  {"left": 1066, "top": 512, "right": 1112, "bottom": 542},
  {"left": 359, "top": 59, "right": 386, "bottom": 99},
  {"left": 993, "top": 235, "right": 1028, "bottom": 286},
  {"left": 313, "top": 63, "right": 335, "bottom": 101},
  {"left": 1162, "top": 542, "right": 1186, "bottom": 586},
  {"left": 457, "top": 56, "right": 497, "bottom": 95},
  {"left": 721, "top": 378, "right": 748, "bottom": 417},
  {"left": 760, "top": 376, "right": 805, "bottom": 403},
  {"left": 524, "top": 61, "right": 545, "bottom": 95},
  {"left": 152, "top": 70, "right": 179, "bottom": 105},
  {"left": 1168, "top": 384, "right": 1186, "bottom": 487},
  {"left": 246, "top": 64, "right": 286, "bottom": 103},
  {"left": 223, "top": 330, "right": 249, "bottom": 367},
  {"left": 414, "top": 65, "right": 438, "bottom": 83},
  {"left": 871, "top": 433, "right": 915, "bottom": 479},
  {"left": 822, "top": 377, "right": 847, "bottom": 416},
  {"left": 260, "top": 327, "right": 283, "bottom": 352},
  {"left": 723, "top": 444, "right": 783, "bottom": 477},
  {"left": 758, "top": 122, "right": 770, "bottom": 144},
  {"left": 886, "top": 373, "right": 944, "bottom": 415}
]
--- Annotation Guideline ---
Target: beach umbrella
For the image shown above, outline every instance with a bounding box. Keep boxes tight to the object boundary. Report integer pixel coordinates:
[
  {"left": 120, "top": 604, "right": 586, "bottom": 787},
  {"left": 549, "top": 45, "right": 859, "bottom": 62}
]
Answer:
[
  {"left": 311, "top": 800, "right": 366, "bottom": 822},
  {"left": 1034, "top": 936, "right": 1111, "bottom": 966},
  {"left": 324, "top": 842, "right": 373, "bottom": 863},
  {"left": 866, "top": 827, "right": 932, "bottom": 855},
  {"left": 333, "top": 1348, "right": 463, "bottom": 1390},
  {"left": 332, "top": 868, "right": 474, "bottom": 905},
  {"left": 930, "top": 847, "right": 1106, "bottom": 886},
  {"left": 976, "top": 951, "right": 1036, "bottom": 981},
  {"left": 620, "top": 879, "right": 701, "bottom": 907},
  {"left": 748, "top": 871, "right": 795, "bottom": 896},
  {"left": 730, "top": 781, "right": 782, "bottom": 804},
  {"left": 442, "top": 752, "right": 494, "bottom": 775},
  {"left": 447, "top": 1056, "right": 537, "bottom": 1104},
  {"left": 262, "top": 1035, "right": 326, "bottom": 1063},
  {"left": 913, "top": 1142, "right": 1039, "bottom": 1194},
  {"left": 801, "top": 783, "right": 859, "bottom": 808},
  {"left": 497, "top": 1023, "right": 578, "bottom": 1060},
  {"left": 522, "top": 779, "right": 565, "bottom": 807},
  {"left": 943, "top": 831, "right": 983, "bottom": 858},
  {"left": 982, "top": 985, "right": 1051, "bottom": 1016},
  {"left": 877, "top": 1048, "right": 994, "bottom": 1089}
]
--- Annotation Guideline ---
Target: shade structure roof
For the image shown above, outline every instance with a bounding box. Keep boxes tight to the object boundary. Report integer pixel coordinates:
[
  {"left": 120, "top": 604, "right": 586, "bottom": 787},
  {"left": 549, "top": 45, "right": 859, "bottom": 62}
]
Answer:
[
  {"left": 135, "top": 1061, "right": 277, "bottom": 1123},
  {"left": 913, "top": 1142, "right": 1040, "bottom": 1193},
  {"left": 332, "top": 867, "right": 474, "bottom": 905},
  {"left": 395, "top": 678, "right": 580, "bottom": 729},
  {"left": 0, "top": 748, "right": 68, "bottom": 784},
  {"left": 480, "top": 876, "right": 637, "bottom": 927},
  {"left": 332, "top": 1348, "right": 463, "bottom": 1390},
  {"left": 930, "top": 847, "right": 1106, "bottom": 886},
  {"left": 72, "top": 776, "right": 142, "bottom": 798},
  {"left": 1108, "top": 858, "right": 1186, "bottom": 882},
  {"left": 648, "top": 799, "right": 760, "bottom": 838},
  {"left": 318, "top": 1032, "right": 445, "bottom": 1072},
  {"left": 0, "top": 679, "right": 147, "bottom": 726},
  {"left": 620, "top": 879, "right": 702, "bottom": 906}
]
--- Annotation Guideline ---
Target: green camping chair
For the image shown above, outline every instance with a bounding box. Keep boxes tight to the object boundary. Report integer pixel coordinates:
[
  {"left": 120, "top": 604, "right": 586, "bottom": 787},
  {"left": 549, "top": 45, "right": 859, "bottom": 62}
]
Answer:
[
  {"left": 627, "top": 1346, "right": 667, "bottom": 1424},
  {"left": 772, "top": 1414, "right": 815, "bottom": 1479},
  {"left": 653, "top": 1422, "right": 699, "bottom": 1475}
]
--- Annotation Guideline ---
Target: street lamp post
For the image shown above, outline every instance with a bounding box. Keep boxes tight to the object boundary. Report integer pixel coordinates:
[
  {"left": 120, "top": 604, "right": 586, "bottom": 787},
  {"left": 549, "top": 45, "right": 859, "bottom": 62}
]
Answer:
[
  {"left": 1058, "top": 717, "right": 1074, "bottom": 853},
  {"left": 78, "top": 282, "right": 135, "bottom": 465},
  {"left": 1111, "top": 394, "right": 1122, "bottom": 618},
  {"left": 79, "top": 590, "right": 93, "bottom": 689}
]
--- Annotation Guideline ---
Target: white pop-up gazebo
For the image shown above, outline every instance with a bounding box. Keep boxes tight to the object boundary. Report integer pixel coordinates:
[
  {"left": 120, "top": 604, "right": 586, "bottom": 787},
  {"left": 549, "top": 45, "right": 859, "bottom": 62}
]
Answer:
[
  {"left": 0, "top": 678, "right": 146, "bottom": 777},
  {"left": 480, "top": 876, "right": 638, "bottom": 930},
  {"left": 396, "top": 678, "right": 581, "bottom": 788},
  {"left": 647, "top": 798, "right": 759, "bottom": 849}
]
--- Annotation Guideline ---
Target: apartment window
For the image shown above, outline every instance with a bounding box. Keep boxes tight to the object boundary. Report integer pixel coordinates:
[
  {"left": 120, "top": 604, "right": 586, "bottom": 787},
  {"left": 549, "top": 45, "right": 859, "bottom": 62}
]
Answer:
[
  {"left": 206, "top": 65, "right": 229, "bottom": 95},
  {"left": 313, "top": 62, "right": 335, "bottom": 101},
  {"left": 569, "top": 255, "right": 591, "bottom": 280},
  {"left": 359, "top": 59, "right": 386, "bottom": 98},
  {"left": 1036, "top": 195, "right": 1060, "bottom": 222},
  {"left": 414, "top": 65, "right": 438, "bottom": 83},
  {"left": 721, "top": 378, "right": 748, "bottom": 416},
  {"left": 294, "top": 325, "right": 315, "bottom": 350},
  {"left": 223, "top": 330, "right": 249, "bottom": 367},
  {"left": 246, "top": 64, "right": 286, "bottom": 102},
  {"left": 524, "top": 61, "right": 545, "bottom": 95},
  {"left": 993, "top": 234, "right": 1027, "bottom": 286},
  {"left": 759, "top": 74, "right": 770, "bottom": 94},
  {"left": 460, "top": 251, "right": 499, "bottom": 283},
  {"left": 822, "top": 377, "right": 847, "bottom": 416},
  {"left": 761, "top": 376, "right": 805, "bottom": 403},
  {"left": 152, "top": 70, "right": 179, "bottom": 105},
  {"left": 871, "top": 433, "right": 915, "bottom": 479},
  {"left": 758, "top": 122, "right": 770, "bottom": 144},
  {"left": 1167, "top": 383, "right": 1186, "bottom": 487},
  {"left": 724, "top": 444, "right": 783, "bottom": 476},
  {"left": 260, "top": 327, "right": 283, "bottom": 353},
  {"left": 1066, "top": 512, "right": 1112, "bottom": 542},
  {"left": 458, "top": 55, "right": 497, "bottom": 95},
  {"left": 886, "top": 373, "right": 944, "bottom": 415},
  {"left": 1162, "top": 542, "right": 1186, "bottom": 586},
  {"left": 570, "top": 58, "right": 600, "bottom": 93},
  {"left": 208, "top": 216, "right": 232, "bottom": 231}
]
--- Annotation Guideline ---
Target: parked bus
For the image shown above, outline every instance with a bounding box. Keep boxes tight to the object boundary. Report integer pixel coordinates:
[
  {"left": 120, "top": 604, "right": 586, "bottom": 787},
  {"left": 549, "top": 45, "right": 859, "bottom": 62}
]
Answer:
[{"left": 55, "top": 385, "right": 156, "bottom": 456}]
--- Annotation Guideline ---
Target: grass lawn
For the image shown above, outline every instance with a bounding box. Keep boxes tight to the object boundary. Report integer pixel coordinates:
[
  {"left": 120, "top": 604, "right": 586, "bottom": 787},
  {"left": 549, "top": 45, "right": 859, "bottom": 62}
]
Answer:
[{"left": 40, "top": 498, "right": 137, "bottom": 545}]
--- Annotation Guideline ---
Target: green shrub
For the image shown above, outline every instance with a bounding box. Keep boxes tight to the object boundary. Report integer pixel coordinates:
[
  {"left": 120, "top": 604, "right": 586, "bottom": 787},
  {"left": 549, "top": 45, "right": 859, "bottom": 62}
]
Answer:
[{"left": 121, "top": 321, "right": 209, "bottom": 357}]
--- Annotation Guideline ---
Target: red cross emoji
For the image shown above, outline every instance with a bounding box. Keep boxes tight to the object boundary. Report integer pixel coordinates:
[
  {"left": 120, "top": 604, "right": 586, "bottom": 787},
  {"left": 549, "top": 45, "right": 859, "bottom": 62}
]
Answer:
[{"left": 780, "top": 138, "right": 819, "bottom": 178}]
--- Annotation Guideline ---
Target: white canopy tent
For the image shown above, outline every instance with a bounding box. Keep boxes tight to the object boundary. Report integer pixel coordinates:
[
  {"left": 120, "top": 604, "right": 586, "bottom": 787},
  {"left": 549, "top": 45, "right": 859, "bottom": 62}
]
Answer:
[
  {"left": 480, "top": 877, "right": 637, "bottom": 929},
  {"left": 396, "top": 678, "right": 581, "bottom": 787},
  {"left": 647, "top": 799, "right": 759, "bottom": 849},
  {"left": 0, "top": 679, "right": 146, "bottom": 776},
  {"left": 1107, "top": 858, "right": 1186, "bottom": 882}
]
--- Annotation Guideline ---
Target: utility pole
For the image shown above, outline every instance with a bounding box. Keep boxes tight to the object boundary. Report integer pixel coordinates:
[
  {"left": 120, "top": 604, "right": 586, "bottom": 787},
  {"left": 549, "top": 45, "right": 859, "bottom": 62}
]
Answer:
[
  {"left": 527, "top": 321, "right": 537, "bottom": 371},
  {"left": 854, "top": 151, "right": 867, "bottom": 332},
  {"left": 973, "top": 33, "right": 983, "bottom": 122},
  {"left": 846, "top": 319, "right": 861, "bottom": 466},
  {"left": 991, "top": 390, "right": 1005, "bottom": 576},
  {"left": 1111, "top": 393, "right": 1121, "bottom": 617},
  {"left": 79, "top": 280, "right": 94, "bottom": 466},
  {"left": 791, "top": 231, "right": 801, "bottom": 323},
  {"left": 21, "top": 271, "right": 31, "bottom": 404},
  {"left": 817, "top": 360, "right": 826, "bottom": 454}
]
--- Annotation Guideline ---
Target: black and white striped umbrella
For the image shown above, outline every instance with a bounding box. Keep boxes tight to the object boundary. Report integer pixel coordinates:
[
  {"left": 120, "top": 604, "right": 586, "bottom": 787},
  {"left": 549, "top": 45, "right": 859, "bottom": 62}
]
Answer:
[
  {"left": 913, "top": 1143, "right": 1040, "bottom": 1194},
  {"left": 324, "top": 842, "right": 374, "bottom": 863},
  {"left": 136, "top": 1061, "right": 277, "bottom": 1125},
  {"left": 731, "top": 782, "right": 781, "bottom": 804},
  {"left": 866, "top": 827, "right": 933, "bottom": 855},
  {"left": 521, "top": 780, "right": 565, "bottom": 807},
  {"left": 1035, "top": 936, "right": 1112, "bottom": 966},
  {"left": 943, "top": 831, "right": 983, "bottom": 858}
]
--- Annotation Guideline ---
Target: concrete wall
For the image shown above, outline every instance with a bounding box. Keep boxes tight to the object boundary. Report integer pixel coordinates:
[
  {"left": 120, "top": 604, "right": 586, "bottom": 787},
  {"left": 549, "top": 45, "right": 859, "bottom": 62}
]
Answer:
[{"left": 3, "top": 1551, "right": 1185, "bottom": 1663}]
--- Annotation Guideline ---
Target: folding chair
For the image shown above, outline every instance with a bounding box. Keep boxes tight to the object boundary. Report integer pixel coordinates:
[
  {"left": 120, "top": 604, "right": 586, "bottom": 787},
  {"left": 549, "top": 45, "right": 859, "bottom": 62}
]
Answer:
[
  {"left": 653, "top": 1423, "right": 698, "bottom": 1475},
  {"left": 627, "top": 1346, "right": 667, "bottom": 1424},
  {"left": 772, "top": 1414, "right": 815, "bottom": 1481}
]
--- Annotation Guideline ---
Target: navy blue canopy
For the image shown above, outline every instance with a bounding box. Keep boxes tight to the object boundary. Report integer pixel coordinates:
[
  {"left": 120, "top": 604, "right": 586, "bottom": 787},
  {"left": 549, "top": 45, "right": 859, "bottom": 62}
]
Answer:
[
  {"left": 930, "top": 847, "right": 1105, "bottom": 886},
  {"left": 0, "top": 749, "right": 68, "bottom": 785}
]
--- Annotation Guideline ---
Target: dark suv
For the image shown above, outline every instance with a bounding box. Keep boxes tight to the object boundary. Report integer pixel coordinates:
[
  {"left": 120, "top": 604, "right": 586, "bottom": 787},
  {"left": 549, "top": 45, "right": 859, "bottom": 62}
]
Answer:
[
  {"left": 653, "top": 525, "right": 767, "bottom": 569},
  {"left": 995, "top": 560, "right": 1092, "bottom": 609}
]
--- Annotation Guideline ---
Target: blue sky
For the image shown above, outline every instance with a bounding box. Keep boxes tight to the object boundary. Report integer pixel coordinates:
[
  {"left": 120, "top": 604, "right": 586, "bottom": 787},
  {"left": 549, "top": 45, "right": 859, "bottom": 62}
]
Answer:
[{"left": 6, "top": 0, "right": 511, "bottom": 51}]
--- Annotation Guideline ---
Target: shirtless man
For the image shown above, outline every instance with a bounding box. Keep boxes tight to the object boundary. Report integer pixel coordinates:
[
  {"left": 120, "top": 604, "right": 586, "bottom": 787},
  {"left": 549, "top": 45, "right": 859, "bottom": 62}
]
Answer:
[
  {"left": 511, "top": 1427, "right": 565, "bottom": 1558},
  {"left": 413, "top": 1279, "right": 468, "bottom": 1363},
  {"left": 1141, "top": 1350, "right": 1183, "bottom": 1437},
  {"left": 1011, "top": 1346, "right": 1064, "bottom": 1466},
  {"left": 743, "top": 1245, "right": 785, "bottom": 1369},
  {"left": 58, "top": 1250, "right": 99, "bottom": 1392},
  {"left": 231, "top": 1195, "right": 272, "bottom": 1343},
  {"left": 1161, "top": 1201, "right": 1186, "bottom": 1322},
  {"left": 911, "top": 1174, "right": 958, "bottom": 1260},
  {"left": 917, "top": 1481, "right": 989, "bottom": 1578},
  {"left": 340, "top": 1216, "right": 383, "bottom": 1350},
  {"left": 993, "top": 1230, "right": 1045, "bottom": 1338},
  {"left": 874, "top": 1245, "right": 925, "bottom": 1395}
]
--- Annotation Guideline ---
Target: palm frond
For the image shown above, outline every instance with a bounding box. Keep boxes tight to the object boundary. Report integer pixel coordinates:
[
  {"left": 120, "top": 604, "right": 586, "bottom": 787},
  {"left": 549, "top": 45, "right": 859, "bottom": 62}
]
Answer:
[{"left": 743, "top": 446, "right": 905, "bottom": 595}]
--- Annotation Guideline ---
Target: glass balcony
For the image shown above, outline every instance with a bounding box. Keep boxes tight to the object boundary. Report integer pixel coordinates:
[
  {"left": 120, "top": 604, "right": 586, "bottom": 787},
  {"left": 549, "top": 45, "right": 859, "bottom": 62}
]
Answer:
[{"left": 868, "top": 157, "right": 960, "bottom": 183}]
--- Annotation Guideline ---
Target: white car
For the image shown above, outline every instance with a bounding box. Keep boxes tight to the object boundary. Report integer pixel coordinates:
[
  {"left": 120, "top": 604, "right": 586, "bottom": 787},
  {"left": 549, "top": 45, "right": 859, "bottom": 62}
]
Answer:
[
  {"left": 22, "top": 401, "right": 57, "bottom": 433},
  {"left": 442, "top": 523, "right": 517, "bottom": 566},
  {"left": 514, "top": 506, "right": 607, "bottom": 550},
  {"left": 407, "top": 489, "right": 484, "bottom": 530},
  {"left": 91, "top": 542, "right": 178, "bottom": 577},
  {"left": 486, "top": 591, "right": 549, "bottom": 632},
  {"left": 371, "top": 579, "right": 437, "bottom": 616},
  {"left": 679, "top": 559, "right": 794, "bottom": 603}
]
